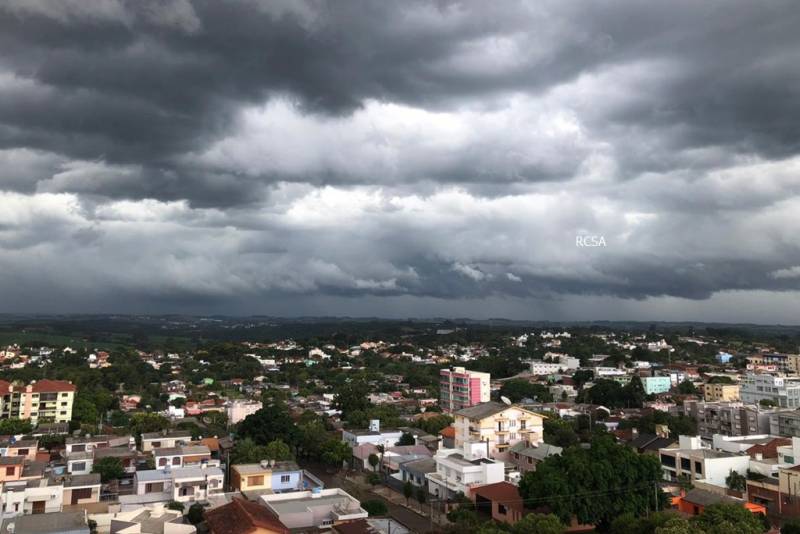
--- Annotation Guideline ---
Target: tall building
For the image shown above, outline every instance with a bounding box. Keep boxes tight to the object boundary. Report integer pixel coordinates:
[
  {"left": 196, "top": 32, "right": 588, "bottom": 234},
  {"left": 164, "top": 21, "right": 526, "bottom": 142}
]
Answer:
[
  {"left": 0, "top": 380, "right": 76, "bottom": 424},
  {"left": 680, "top": 400, "right": 770, "bottom": 437},
  {"left": 741, "top": 374, "right": 800, "bottom": 408},
  {"left": 452, "top": 401, "right": 544, "bottom": 460},
  {"left": 439, "top": 366, "right": 490, "bottom": 413}
]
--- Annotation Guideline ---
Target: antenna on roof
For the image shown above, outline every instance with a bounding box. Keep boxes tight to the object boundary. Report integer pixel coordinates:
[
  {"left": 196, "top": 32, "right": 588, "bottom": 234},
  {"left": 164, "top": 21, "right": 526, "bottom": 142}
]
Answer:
[{"left": 500, "top": 396, "right": 512, "bottom": 405}]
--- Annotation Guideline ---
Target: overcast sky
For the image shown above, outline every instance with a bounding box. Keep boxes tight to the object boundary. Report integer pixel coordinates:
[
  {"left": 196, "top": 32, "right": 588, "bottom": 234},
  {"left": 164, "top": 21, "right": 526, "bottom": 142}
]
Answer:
[{"left": 1, "top": 0, "right": 800, "bottom": 322}]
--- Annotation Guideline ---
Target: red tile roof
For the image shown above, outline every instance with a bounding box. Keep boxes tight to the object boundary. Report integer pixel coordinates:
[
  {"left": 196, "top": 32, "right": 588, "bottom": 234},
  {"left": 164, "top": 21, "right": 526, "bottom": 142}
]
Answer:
[
  {"left": 440, "top": 426, "right": 455, "bottom": 438},
  {"left": 0, "top": 380, "right": 11, "bottom": 395},
  {"left": 205, "top": 497, "right": 289, "bottom": 534},
  {"left": 471, "top": 481, "right": 524, "bottom": 513},
  {"left": 30, "top": 380, "right": 76, "bottom": 393}
]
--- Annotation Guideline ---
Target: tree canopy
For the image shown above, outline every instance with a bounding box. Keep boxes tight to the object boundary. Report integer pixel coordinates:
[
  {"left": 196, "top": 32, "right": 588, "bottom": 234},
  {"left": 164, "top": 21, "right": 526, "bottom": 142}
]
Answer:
[{"left": 519, "top": 435, "right": 666, "bottom": 528}]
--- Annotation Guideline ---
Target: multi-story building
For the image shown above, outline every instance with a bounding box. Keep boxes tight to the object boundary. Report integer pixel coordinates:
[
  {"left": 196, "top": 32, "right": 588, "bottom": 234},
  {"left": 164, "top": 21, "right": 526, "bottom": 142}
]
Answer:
[
  {"left": 124, "top": 466, "right": 225, "bottom": 505},
  {"left": 425, "top": 442, "right": 505, "bottom": 499},
  {"left": 226, "top": 399, "right": 262, "bottom": 425},
  {"left": 508, "top": 441, "right": 562, "bottom": 474},
  {"left": 769, "top": 410, "right": 800, "bottom": 438},
  {"left": 341, "top": 420, "right": 403, "bottom": 448},
  {"left": 643, "top": 377, "right": 672, "bottom": 395},
  {"left": 453, "top": 401, "right": 544, "bottom": 460},
  {"left": 0, "top": 380, "right": 76, "bottom": 424},
  {"left": 741, "top": 374, "right": 800, "bottom": 408},
  {"left": 680, "top": 400, "right": 770, "bottom": 437},
  {"left": 439, "top": 367, "right": 490, "bottom": 413},
  {"left": 658, "top": 436, "right": 750, "bottom": 487},
  {"left": 704, "top": 383, "right": 740, "bottom": 402}
]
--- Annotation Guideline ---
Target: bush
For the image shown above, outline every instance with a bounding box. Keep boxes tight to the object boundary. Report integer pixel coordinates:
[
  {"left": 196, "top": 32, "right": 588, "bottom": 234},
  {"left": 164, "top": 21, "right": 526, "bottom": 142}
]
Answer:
[
  {"left": 187, "top": 503, "right": 205, "bottom": 525},
  {"left": 362, "top": 499, "right": 388, "bottom": 516},
  {"left": 167, "top": 500, "right": 185, "bottom": 512}
]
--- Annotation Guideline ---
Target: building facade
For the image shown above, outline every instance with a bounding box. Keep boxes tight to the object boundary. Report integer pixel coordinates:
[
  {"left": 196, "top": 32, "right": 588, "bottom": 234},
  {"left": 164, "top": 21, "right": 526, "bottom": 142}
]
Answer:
[
  {"left": 704, "top": 383, "right": 740, "bottom": 402},
  {"left": 741, "top": 374, "right": 800, "bottom": 408},
  {"left": 0, "top": 380, "right": 76, "bottom": 424},
  {"left": 453, "top": 402, "right": 544, "bottom": 460},
  {"left": 439, "top": 367, "right": 490, "bottom": 413}
]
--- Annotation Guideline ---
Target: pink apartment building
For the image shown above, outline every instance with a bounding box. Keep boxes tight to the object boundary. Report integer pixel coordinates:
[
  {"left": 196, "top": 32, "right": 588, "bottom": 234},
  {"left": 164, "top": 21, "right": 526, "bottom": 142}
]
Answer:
[{"left": 440, "top": 367, "right": 491, "bottom": 413}]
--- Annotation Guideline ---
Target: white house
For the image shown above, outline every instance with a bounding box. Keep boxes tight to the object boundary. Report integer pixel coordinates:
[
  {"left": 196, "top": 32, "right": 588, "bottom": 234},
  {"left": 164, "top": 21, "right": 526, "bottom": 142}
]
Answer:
[
  {"left": 342, "top": 420, "right": 403, "bottom": 448},
  {"left": 425, "top": 442, "right": 505, "bottom": 499}
]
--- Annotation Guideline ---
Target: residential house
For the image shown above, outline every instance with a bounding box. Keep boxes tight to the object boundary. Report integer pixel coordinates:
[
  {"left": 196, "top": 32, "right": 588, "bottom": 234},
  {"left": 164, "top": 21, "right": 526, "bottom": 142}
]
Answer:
[
  {"left": 260, "top": 488, "right": 368, "bottom": 530},
  {"left": 399, "top": 458, "right": 436, "bottom": 489},
  {"left": 206, "top": 497, "right": 289, "bottom": 534},
  {"left": 470, "top": 482, "right": 524, "bottom": 525},
  {"left": 342, "top": 420, "right": 402, "bottom": 449},
  {"left": 0, "top": 510, "right": 89, "bottom": 534},
  {"left": 507, "top": 442, "right": 562, "bottom": 474},
  {"left": 153, "top": 445, "right": 216, "bottom": 469},
  {"left": 672, "top": 488, "right": 765, "bottom": 517},
  {"left": 141, "top": 430, "right": 192, "bottom": 453},
  {"left": 231, "top": 461, "right": 317, "bottom": 496},
  {"left": 123, "top": 466, "right": 225, "bottom": 506},
  {"left": 425, "top": 442, "right": 505, "bottom": 500}
]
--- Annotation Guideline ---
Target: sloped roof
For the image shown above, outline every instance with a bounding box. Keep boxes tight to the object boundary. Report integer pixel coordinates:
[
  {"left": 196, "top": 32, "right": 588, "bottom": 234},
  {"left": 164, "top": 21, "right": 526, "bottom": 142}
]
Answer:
[
  {"left": 31, "top": 379, "right": 76, "bottom": 393},
  {"left": 205, "top": 497, "right": 290, "bottom": 534}
]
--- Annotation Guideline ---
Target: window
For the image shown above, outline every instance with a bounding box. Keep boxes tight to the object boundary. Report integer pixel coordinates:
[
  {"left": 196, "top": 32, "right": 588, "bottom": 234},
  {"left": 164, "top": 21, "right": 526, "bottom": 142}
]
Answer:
[
  {"left": 5, "top": 467, "right": 14, "bottom": 476},
  {"left": 280, "top": 474, "right": 291, "bottom": 483},
  {"left": 72, "top": 444, "right": 86, "bottom": 453},
  {"left": 71, "top": 462, "right": 86, "bottom": 472},
  {"left": 158, "top": 458, "right": 167, "bottom": 467},
  {"left": 16, "top": 449, "right": 28, "bottom": 456},
  {"left": 152, "top": 441, "right": 161, "bottom": 448},
  {"left": 248, "top": 475, "right": 264, "bottom": 486},
  {"left": 520, "top": 420, "right": 526, "bottom": 430},
  {"left": 172, "top": 457, "right": 181, "bottom": 466},
  {"left": 498, "top": 504, "right": 508, "bottom": 515},
  {"left": 694, "top": 461, "right": 702, "bottom": 475},
  {"left": 322, "top": 519, "right": 335, "bottom": 526}
]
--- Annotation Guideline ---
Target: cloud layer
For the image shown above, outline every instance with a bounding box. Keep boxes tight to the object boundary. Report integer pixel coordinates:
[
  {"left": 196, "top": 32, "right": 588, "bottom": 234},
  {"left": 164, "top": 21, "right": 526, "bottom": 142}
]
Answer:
[{"left": 1, "top": 0, "right": 800, "bottom": 320}]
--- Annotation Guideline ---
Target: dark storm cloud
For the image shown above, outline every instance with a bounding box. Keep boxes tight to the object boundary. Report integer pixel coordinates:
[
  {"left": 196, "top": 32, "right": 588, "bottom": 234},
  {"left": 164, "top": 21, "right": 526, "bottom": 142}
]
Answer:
[{"left": 2, "top": 0, "right": 800, "bottom": 318}]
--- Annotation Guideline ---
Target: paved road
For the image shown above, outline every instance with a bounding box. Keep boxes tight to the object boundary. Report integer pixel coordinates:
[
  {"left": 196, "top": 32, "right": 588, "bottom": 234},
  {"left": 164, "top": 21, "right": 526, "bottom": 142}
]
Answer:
[{"left": 300, "top": 462, "right": 437, "bottom": 533}]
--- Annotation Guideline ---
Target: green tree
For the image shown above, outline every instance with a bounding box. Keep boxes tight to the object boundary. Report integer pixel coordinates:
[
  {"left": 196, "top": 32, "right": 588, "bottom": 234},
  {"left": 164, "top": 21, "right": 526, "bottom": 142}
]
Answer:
[
  {"left": 677, "top": 380, "right": 699, "bottom": 395},
  {"left": 92, "top": 457, "right": 125, "bottom": 483},
  {"left": 417, "top": 414, "right": 454, "bottom": 435},
  {"left": 513, "top": 513, "right": 564, "bottom": 534},
  {"left": 782, "top": 519, "right": 800, "bottom": 534},
  {"left": 726, "top": 470, "right": 746, "bottom": 492},
  {"left": 129, "top": 412, "right": 170, "bottom": 438},
  {"left": 368, "top": 453, "right": 380, "bottom": 472},
  {"left": 0, "top": 418, "right": 33, "bottom": 435},
  {"left": 167, "top": 501, "right": 185, "bottom": 512},
  {"left": 321, "top": 439, "right": 351, "bottom": 469},
  {"left": 543, "top": 417, "right": 579, "bottom": 448},
  {"left": 367, "top": 472, "right": 381, "bottom": 487},
  {"left": 362, "top": 499, "right": 388, "bottom": 516},
  {"left": 656, "top": 517, "right": 705, "bottom": 534},
  {"left": 691, "top": 503, "right": 766, "bottom": 534},
  {"left": 237, "top": 404, "right": 298, "bottom": 447},
  {"left": 230, "top": 438, "right": 294, "bottom": 464},
  {"left": 403, "top": 480, "right": 413, "bottom": 504},
  {"left": 518, "top": 435, "right": 666, "bottom": 529},
  {"left": 334, "top": 380, "right": 371, "bottom": 419},
  {"left": 499, "top": 379, "right": 554, "bottom": 403},
  {"left": 187, "top": 503, "right": 204, "bottom": 525},
  {"left": 397, "top": 432, "right": 415, "bottom": 446}
]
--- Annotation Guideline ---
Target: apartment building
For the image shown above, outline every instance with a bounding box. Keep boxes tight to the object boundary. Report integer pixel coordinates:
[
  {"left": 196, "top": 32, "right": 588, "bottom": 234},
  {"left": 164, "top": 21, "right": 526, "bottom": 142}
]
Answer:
[
  {"left": 226, "top": 399, "right": 263, "bottom": 425},
  {"left": 681, "top": 400, "right": 770, "bottom": 437},
  {"left": 703, "top": 383, "right": 740, "bottom": 402},
  {"left": 0, "top": 380, "right": 76, "bottom": 424},
  {"left": 769, "top": 410, "right": 800, "bottom": 438},
  {"left": 643, "top": 376, "right": 672, "bottom": 395},
  {"left": 453, "top": 401, "right": 544, "bottom": 460},
  {"left": 741, "top": 374, "right": 800, "bottom": 408},
  {"left": 439, "top": 367, "right": 490, "bottom": 413}
]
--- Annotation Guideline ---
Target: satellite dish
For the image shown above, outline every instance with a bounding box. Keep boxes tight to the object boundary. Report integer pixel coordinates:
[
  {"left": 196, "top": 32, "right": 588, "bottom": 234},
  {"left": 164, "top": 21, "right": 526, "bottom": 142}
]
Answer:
[{"left": 500, "top": 396, "right": 512, "bottom": 405}]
